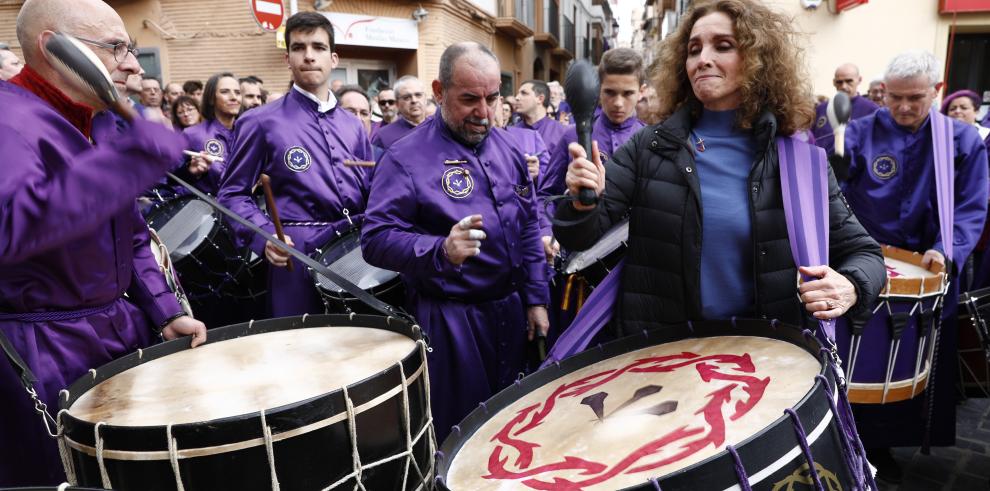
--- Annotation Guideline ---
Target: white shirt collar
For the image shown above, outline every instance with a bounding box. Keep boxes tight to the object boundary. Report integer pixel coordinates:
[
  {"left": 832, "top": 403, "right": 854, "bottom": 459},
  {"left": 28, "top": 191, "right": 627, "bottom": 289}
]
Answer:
[{"left": 292, "top": 84, "right": 337, "bottom": 113}]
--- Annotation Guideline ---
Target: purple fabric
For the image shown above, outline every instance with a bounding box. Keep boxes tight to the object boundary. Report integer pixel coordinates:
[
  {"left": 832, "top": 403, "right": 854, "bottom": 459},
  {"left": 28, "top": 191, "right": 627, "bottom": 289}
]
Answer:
[
  {"left": 930, "top": 108, "right": 955, "bottom": 264},
  {"left": 511, "top": 116, "right": 568, "bottom": 160},
  {"left": 841, "top": 109, "right": 988, "bottom": 275},
  {"left": 371, "top": 117, "right": 418, "bottom": 160},
  {"left": 541, "top": 260, "right": 624, "bottom": 367},
  {"left": 810, "top": 95, "right": 879, "bottom": 155},
  {"left": 218, "top": 88, "right": 371, "bottom": 316},
  {"left": 777, "top": 136, "right": 835, "bottom": 341},
  {"left": 361, "top": 117, "right": 548, "bottom": 307},
  {"left": 175, "top": 119, "right": 234, "bottom": 195},
  {"left": 0, "top": 81, "right": 187, "bottom": 486},
  {"left": 556, "top": 100, "right": 573, "bottom": 125},
  {"left": 504, "top": 126, "right": 550, "bottom": 188}
]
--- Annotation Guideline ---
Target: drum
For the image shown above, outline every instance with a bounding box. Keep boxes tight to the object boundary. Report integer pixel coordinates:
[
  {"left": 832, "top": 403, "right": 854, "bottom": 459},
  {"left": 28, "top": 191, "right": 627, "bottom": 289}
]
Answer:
[
  {"left": 311, "top": 229, "right": 404, "bottom": 314},
  {"left": 559, "top": 219, "right": 628, "bottom": 286},
  {"left": 958, "top": 287, "right": 990, "bottom": 397},
  {"left": 835, "top": 245, "right": 948, "bottom": 404},
  {"left": 57, "top": 314, "right": 434, "bottom": 490},
  {"left": 144, "top": 195, "right": 261, "bottom": 300},
  {"left": 437, "top": 319, "right": 862, "bottom": 490}
]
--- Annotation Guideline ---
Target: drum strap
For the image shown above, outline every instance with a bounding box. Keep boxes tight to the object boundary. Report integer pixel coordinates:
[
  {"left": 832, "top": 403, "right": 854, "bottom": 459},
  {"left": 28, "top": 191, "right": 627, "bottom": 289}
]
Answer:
[
  {"left": 163, "top": 171, "right": 415, "bottom": 325},
  {"left": 929, "top": 108, "right": 955, "bottom": 269},
  {"left": 777, "top": 136, "right": 835, "bottom": 342}
]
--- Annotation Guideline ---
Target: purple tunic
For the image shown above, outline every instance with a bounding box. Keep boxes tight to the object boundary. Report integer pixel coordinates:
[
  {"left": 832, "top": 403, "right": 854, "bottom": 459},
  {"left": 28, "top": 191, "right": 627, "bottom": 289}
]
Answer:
[
  {"left": 538, "top": 114, "right": 646, "bottom": 235},
  {"left": 811, "top": 95, "right": 879, "bottom": 155},
  {"left": 369, "top": 119, "right": 388, "bottom": 141},
  {"left": 842, "top": 108, "right": 988, "bottom": 447},
  {"left": 0, "top": 81, "right": 187, "bottom": 486},
  {"left": 512, "top": 116, "right": 568, "bottom": 157},
  {"left": 361, "top": 116, "right": 549, "bottom": 441},
  {"left": 218, "top": 88, "right": 371, "bottom": 317},
  {"left": 504, "top": 125, "right": 550, "bottom": 187},
  {"left": 174, "top": 118, "right": 234, "bottom": 195},
  {"left": 370, "top": 117, "right": 418, "bottom": 160}
]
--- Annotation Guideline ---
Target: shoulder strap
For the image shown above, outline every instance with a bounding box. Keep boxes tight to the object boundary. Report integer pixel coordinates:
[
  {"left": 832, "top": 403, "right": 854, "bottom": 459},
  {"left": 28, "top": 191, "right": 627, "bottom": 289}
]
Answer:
[
  {"left": 929, "top": 108, "right": 955, "bottom": 266},
  {"left": 0, "top": 328, "right": 38, "bottom": 392},
  {"left": 777, "top": 135, "right": 835, "bottom": 341}
]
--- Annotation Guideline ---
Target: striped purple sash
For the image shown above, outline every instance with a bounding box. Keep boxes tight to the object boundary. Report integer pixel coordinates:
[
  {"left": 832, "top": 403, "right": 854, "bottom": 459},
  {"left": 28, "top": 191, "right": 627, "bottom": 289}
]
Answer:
[
  {"left": 777, "top": 136, "right": 835, "bottom": 340},
  {"left": 930, "top": 108, "right": 955, "bottom": 264}
]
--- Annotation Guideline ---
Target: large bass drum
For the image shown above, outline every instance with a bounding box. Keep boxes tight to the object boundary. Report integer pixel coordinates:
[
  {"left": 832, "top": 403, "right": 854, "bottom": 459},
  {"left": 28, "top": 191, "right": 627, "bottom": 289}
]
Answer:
[
  {"left": 57, "top": 314, "right": 434, "bottom": 490},
  {"left": 437, "top": 319, "right": 864, "bottom": 490}
]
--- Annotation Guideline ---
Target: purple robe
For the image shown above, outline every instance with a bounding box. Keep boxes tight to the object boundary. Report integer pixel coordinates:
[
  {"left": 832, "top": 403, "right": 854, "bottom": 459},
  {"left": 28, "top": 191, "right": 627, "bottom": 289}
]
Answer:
[
  {"left": 0, "top": 81, "right": 187, "bottom": 486},
  {"left": 512, "top": 116, "right": 568, "bottom": 158},
  {"left": 370, "top": 117, "right": 418, "bottom": 160},
  {"left": 173, "top": 118, "right": 233, "bottom": 195},
  {"left": 218, "top": 88, "right": 371, "bottom": 317},
  {"left": 811, "top": 95, "right": 879, "bottom": 155},
  {"left": 369, "top": 119, "right": 389, "bottom": 141},
  {"left": 361, "top": 116, "right": 549, "bottom": 441},
  {"left": 842, "top": 108, "right": 989, "bottom": 447},
  {"left": 504, "top": 125, "right": 550, "bottom": 187}
]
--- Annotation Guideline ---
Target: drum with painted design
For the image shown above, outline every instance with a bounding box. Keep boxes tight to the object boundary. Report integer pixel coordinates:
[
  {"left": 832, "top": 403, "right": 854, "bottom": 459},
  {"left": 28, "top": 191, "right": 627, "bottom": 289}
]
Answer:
[
  {"left": 58, "top": 314, "right": 434, "bottom": 490},
  {"left": 311, "top": 229, "right": 405, "bottom": 314},
  {"left": 437, "top": 319, "right": 861, "bottom": 490},
  {"left": 835, "top": 245, "right": 948, "bottom": 404}
]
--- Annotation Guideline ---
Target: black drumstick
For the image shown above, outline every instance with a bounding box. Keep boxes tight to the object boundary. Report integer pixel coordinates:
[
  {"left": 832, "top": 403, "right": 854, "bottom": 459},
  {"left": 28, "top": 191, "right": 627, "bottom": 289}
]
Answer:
[
  {"left": 563, "top": 60, "right": 600, "bottom": 206},
  {"left": 826, "top": 92, "right": 852, "bottom": 157}
]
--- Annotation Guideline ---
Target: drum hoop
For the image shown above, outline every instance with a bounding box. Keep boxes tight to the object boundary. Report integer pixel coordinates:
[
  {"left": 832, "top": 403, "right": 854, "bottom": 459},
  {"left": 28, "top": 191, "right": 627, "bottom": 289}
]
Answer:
[
  {"left": 60, "top": 314, "right": 425, "bottom": 450},
  {"left": 437, "top": 319, "right": 838, "bottom": 490},
  {"left": 880, "top": 244, "right": 949, "bottom": 298}
]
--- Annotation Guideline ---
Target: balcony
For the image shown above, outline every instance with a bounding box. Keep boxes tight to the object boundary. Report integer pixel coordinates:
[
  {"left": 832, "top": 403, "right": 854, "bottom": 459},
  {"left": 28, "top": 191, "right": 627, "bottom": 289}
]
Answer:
[
  {"left": 552, "top": 17, "right": 575, "bottom": 59},
  {"left": 535, "top": 0, "right": 560, "bottom": 48},
  {"left": 496, "top": 0, "right": 535, "bottom": 39}
]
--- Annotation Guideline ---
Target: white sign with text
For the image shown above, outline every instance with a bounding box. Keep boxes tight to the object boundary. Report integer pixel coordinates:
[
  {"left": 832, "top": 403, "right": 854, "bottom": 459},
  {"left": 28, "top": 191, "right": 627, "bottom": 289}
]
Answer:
[{"left": 322, "top": 13, "right": 419, "bottom": 50}]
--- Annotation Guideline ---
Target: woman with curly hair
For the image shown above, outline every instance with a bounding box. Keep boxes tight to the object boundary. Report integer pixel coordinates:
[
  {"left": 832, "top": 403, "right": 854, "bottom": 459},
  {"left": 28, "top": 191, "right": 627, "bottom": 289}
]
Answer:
[{"left": 553, "top": 0, "right": 885, "bottom": 336}]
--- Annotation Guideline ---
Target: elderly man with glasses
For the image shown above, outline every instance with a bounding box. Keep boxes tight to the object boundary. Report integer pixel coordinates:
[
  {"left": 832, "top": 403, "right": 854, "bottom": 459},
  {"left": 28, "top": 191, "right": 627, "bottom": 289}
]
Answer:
[{"left": 370, "top": 75, "right": 429, "bottom": 160}]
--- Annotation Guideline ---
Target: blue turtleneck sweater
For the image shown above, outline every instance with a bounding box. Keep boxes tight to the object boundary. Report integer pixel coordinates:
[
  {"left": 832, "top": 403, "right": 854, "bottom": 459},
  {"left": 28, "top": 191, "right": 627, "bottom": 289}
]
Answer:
[{"left": 694, "top": 109, "right": 756, "bottom": 319}]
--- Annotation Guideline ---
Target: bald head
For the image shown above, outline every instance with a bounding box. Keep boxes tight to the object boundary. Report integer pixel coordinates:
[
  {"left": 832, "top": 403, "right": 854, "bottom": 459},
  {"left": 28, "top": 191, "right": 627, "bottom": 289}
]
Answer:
[
  {"left": 438, "top": 42, "right": 499, "bottom": 89},
  {"left": 832, "top": 63, "right": 863, "bottom": 98}
]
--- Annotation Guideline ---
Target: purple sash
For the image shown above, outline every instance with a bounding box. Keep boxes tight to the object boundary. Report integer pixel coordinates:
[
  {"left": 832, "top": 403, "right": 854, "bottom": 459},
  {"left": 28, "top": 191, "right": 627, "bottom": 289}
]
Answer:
[
  {"left": 777, "top": 136, "right": 835, "bottom": 340},
  {"left": 929, "top": 108, "right": 955, "bottom": 264},
  {"left": 542, "top": 261, "right": 623, "bottom": 367}
]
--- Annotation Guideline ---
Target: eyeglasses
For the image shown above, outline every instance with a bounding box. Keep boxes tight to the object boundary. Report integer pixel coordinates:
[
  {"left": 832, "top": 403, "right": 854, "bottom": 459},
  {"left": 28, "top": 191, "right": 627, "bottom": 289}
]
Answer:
[
  {"left": 379, "top": 99, "right": 396, "bottom": 106},
  {"left": 72, "top": 35, "right": 139, "bottom": 62}
]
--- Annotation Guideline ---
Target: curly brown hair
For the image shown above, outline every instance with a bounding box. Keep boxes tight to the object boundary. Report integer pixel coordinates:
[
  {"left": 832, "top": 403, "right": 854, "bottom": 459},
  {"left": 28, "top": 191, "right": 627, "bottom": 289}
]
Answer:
[{"left": 651, "top": 0, "right": 814, "bottom": 135}]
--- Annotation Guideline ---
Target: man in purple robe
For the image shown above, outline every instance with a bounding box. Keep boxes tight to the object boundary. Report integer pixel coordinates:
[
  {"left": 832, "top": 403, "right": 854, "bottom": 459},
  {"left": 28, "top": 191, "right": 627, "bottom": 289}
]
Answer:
[
  {"left": 370, "top": 75, "right": 429, "bottom": 160},
  {"left": 362, "top": 42, "right": 550, "bottom": 442},
  {"left": 218, "top": 12, "right": 371, "bottom": 317},
  {"left": 513, "top": 79, "right": 568, "bottom": 154},
  {"left": 840, "top": 51, "right": 988, "bottom": 483},
  {"left": 811, "top": 63, "right": 879, "bottom": 161},
  {"left": 0, "top": 0, "right": 206, "bottom": 485},
  {"left": 175, "top": 72, "right": 242, "bottom": 195},
  {"left": 369, "top": 86, "right": 396, "bottom": 140}
]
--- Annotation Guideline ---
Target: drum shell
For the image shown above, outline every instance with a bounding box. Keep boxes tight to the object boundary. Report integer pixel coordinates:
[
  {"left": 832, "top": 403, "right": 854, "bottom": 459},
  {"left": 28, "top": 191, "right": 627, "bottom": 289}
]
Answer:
[
  {"left": 59, "top": 315, "right": 432, "bottom": 491},
  {"left": 436, "top": 319, "right": 857, "bottom": 491},
  {"left": 311, "top": 231, "right": 405, "bottom": 315}
]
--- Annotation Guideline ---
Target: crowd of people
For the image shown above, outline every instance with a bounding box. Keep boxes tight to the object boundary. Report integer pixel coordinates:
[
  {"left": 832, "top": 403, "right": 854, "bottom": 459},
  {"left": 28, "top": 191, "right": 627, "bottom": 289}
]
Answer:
[{"left": 1, "top": 0, "right": 989, "bottom": 487}]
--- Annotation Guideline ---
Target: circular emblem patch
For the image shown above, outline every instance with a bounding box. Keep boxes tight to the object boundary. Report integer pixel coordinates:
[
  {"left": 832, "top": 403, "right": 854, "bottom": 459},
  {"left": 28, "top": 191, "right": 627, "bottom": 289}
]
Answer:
[
  {"left": 441, "top": 167, "right": 474, "bottom": 199},
  {"left": 284, "top": 146, "right": 312, "bottom": 172},
  {"left": 872, "top": 155, "right": 897, "bottom": 180},
  {"left": 204, "top": 138, "right": 224, "bottom": 157},
  {"left": 815, "top": 116, "right": 827, "bottom": 129},
  {"left": 599, "top": 151, "right": 610, "bottom": 163}
]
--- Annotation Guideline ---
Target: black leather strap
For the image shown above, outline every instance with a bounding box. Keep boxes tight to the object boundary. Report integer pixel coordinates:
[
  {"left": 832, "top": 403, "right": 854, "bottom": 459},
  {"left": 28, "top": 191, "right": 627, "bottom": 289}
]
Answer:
[{"left": 0, "top": 327, "right": 37, "bottom": 392}]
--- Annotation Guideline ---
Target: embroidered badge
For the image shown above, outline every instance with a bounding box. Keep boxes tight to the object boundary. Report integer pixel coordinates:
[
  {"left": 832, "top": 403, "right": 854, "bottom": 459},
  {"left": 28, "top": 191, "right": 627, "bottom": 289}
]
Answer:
[
  {"left": 599, "top": 151, "right": 610, "bottom": 163},
  {"left": 514, "top": 183, "right": 532, "bottom": 197},
  {"left": 872, "top": 155, "right": 897, "bottom": 180},
  {"left": 284, "top": 146, "right": 312, "bottom": 172},
  {"left": 815, "top": 116, "right": 827, "bottom": 129},
  {"left": 204, "top": 138, "right": 224, "bottom": 157},
  {"left": 442, "top": 167, "right": 474, "bottom": 199}
]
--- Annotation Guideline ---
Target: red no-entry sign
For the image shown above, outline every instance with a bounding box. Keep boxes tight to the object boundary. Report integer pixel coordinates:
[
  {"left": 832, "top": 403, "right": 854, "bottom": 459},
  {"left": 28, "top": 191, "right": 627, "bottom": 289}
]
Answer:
[{"left": 251, "top": 0, "right": 284, "bottom": 32}]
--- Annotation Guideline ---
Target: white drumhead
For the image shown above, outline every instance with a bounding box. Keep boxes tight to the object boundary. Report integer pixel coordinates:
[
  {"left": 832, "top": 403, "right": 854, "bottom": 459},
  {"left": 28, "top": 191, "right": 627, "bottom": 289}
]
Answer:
[
  {"left": 68, "top": 327, "right": 416, "bottom": 426},
  {"left": 884, "top": 255, "right": 936, "bottom": 280},
  {"left": 155, "top": 199, "right": 216, "bottom": 259},
  {"left": 563, "top": 220, "right": 629, "bottom": 275},
  {"left": 445, "top": 336, "right": 819, "bottom": 490}
]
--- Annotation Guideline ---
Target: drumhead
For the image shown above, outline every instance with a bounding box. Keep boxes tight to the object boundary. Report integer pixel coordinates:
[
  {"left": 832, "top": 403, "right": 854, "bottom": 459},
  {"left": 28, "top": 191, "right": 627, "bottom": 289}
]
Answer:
[
  {"left": 146, "top": 196, "right": 218, "bottom": 260},
  {"left": 68, "top": 326, "right": 416, "bottom": 426},
  {"left": 314, "top": 230, "right": 398, "bottom": 294},
  {"left": 881, "top": 244, "right": 947, "bottom": 298},
  {"left": 562, "top": 219, "right": 629, "bottom": 275},
  {"left": 443, "top": 334, "right": 818, "bottom": 490}
]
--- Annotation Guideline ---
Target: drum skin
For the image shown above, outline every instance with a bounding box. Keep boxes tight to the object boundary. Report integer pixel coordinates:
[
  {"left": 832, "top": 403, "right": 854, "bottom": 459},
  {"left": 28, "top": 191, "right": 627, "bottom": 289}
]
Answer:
[
  {"left": 437, "top": 319, "right": 855, "bottom": 491},
  {"left": 59, "top": 315, "right": 432, "bottom": 491},
  {"left": 311, "top": 229, "right": 405, "bottom": 315}
]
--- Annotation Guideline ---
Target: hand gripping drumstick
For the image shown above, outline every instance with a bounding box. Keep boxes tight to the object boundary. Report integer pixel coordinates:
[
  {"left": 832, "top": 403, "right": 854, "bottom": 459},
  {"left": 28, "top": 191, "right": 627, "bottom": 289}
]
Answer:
[
  {"left": 260, "top": 174, "right": 293, "bottom": 272},
  {"left": 183, "top": 150, "right": 224, "bottom": 163},
  {"left": 826, "top": 92, "right": 852, "bottom": 157}
]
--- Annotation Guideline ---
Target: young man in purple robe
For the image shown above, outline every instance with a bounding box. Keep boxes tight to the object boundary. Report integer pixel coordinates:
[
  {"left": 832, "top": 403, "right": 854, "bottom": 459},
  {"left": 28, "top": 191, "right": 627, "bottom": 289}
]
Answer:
[
  {"left": 370, "top": 75, "right": 429, "bottom": 159},
  {"left": 0, "top": 0, "right": 206, "bottom": 485},
  {"left": 839, "top": 51, "right": 989, "bottom": 483},
  {"left": 513, "top": 79, "right": 568, "bottom": 155},
  {"left": 176, "top": 72, "right": 242, "bottom": 195},
  {"left": 811, "top": 63, "right": 879, "bottom": 164},
  {"left": 362, "top": 42, "right": 550, "bottom": 442},
  {"left": 218, "top": 12, "right": 372, "bottom": 317}
]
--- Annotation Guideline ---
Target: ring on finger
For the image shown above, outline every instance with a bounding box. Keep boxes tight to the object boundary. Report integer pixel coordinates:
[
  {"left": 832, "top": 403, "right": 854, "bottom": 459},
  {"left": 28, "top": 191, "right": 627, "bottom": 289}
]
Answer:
[{"left": 825, "top": 299, "right": 835, "bottom": 310}]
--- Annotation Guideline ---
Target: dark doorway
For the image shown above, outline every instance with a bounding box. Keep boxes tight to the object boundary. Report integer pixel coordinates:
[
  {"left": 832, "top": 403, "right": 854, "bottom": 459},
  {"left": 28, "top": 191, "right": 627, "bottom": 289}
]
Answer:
[{"left": 947, "top": 32, "right": 990, "bottom": 117}]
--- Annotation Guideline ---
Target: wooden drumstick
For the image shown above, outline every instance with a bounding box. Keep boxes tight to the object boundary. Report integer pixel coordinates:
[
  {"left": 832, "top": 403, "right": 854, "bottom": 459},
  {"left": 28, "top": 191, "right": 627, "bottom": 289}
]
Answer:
[{"left": 260, "top": 174, "right": 293, "bottom": 272}]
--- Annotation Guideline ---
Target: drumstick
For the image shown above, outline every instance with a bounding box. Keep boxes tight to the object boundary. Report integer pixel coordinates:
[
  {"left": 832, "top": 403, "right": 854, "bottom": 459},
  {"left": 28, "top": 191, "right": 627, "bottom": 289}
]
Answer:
[
  {"left": 183, "top": 150, "right": 224, "bottom": 163},
  {"left": 260, "top": 174, "right": 293, "bottom": 272},
  {"left": 826, "top": 92, "right": 852, "bottom": 157},
  {"left": 344, "top": 159, "right": 375, "bottom": 167}
]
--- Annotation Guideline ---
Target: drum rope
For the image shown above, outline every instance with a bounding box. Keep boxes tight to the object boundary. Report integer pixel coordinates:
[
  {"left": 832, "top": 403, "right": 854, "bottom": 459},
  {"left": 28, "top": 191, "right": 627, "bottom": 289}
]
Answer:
[
  {"left": 57, "top": 483, "right": 69, "bottom": 491},
  {"left": 94, "top": 422, "right": 113, "bottom": 489},
  {"left": 419, "top": 339, "right": 438, "bottom": 480},
  {"left": 783, "top": 409, "right": 825, "bottom": 491},
  {"left": 921, "top": 293, "right": 946, "bottom": 454},
  {"left": 56, "top": 409, "right": 77, "bottom": 485},
  {"left": 166, "top": 423, "right": 186, "bottom": 491},
  {"left": 649, "top": 477, "right": 662, "bottom": 490},
  {"left": 828, "top": 363, "right": 878, "bottom": 490},
  {"left": 321, "top": 385, "right": 368, "bottom": 491},
  {"left": 398, "top": 361, "right": 413, "bottom": 490},
  {"left": 260, "top": 409, "right": 281, "bottom": 491},
  {"left": 816, "top": 374, "right": 865, "bottom": 488},
  {"left": 725, "top": 445, "right": 752, "bottom": 491}
]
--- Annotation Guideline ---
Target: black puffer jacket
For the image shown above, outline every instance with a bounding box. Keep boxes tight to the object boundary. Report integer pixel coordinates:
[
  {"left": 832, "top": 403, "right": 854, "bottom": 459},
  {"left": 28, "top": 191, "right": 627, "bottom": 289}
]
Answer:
[{"left": 554, "top": 106, "right": 886, "bottom": 337}]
